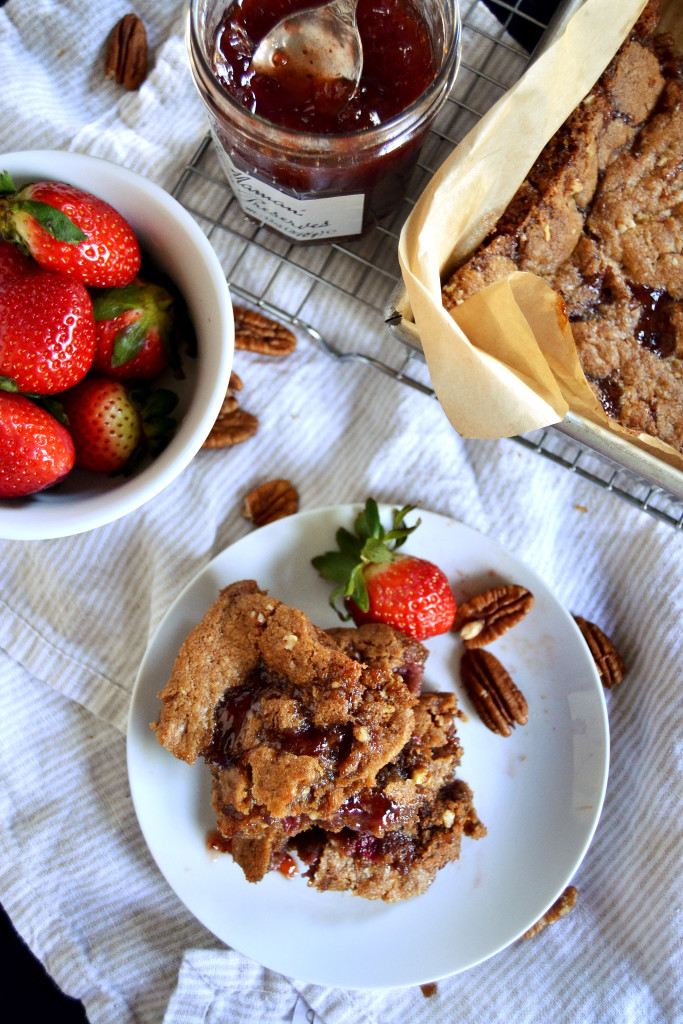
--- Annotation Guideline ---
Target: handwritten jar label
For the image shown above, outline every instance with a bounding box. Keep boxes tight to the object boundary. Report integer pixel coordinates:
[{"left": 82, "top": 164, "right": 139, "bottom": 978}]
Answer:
[{"left": 214, "top": 140, "right": 365, "bottom": 242}]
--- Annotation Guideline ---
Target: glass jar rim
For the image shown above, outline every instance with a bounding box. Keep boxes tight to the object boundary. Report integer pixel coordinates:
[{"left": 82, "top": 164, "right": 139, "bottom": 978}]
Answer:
[{"left": 187, "top": 0, "right": 462, "bottom": 149}]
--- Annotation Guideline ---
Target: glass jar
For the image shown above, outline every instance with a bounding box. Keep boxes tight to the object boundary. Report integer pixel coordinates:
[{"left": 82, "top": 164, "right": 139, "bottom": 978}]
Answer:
[{"left": 186, "top": 0, "right": 461, "bottom": 243}]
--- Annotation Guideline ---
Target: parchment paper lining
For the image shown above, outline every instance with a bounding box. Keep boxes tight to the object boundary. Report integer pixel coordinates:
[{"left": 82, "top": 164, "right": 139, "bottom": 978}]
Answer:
[{"left": 398, "top": 0, "right": 683, "bottom": 473}]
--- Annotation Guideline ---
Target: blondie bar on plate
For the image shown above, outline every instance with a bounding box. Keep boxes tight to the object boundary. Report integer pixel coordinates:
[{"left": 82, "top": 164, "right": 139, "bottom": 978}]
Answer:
[{"left": 153, "top": 581, "right": 484, "bottom": 900}]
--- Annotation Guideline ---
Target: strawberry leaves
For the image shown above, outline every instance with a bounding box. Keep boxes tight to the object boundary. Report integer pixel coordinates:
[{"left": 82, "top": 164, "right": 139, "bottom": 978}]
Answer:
[
  {"left": 0, "top": 171, "right": 87, "bottom": 245},
  {"left": 312, "top": 498, "right": 420, "bottom": 617},
  {"left": 0, "top": 374, "right": 21, "bottom": 393},
  {"left": 0, "top": 177, "right": 140, "bottom": 288},
  {"left": 130, "top": 384, "right": 178, "bottom": 458},
  {"left": 92, "top": 281, "right": 174, "bottom": 369},
  {"left": 10, "top": 199, "right": 87, "bottom": 243}
]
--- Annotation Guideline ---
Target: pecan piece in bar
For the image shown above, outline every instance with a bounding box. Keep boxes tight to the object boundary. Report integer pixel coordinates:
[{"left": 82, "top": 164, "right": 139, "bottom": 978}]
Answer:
[
  {"left": 454, "top": 584, "right": 534, "bottom": 647},
  {"left": 242, "top": 479, "right": 299, "bottom": 526},
  {"left": 460, "top": 648, "right": 528, "bottom": 737},
  {"left": 573, "top": 616, "right": 625, "bottom": 688}
]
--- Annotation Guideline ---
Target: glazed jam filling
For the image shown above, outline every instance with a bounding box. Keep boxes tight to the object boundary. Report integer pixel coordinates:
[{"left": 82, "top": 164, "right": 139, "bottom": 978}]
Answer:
[
  {"left": 566, "top": 268, "right": 618, "bottom": 322},
  {"left": 206, "top": 828, "right": 232, "bottom": 854},
  {"left": 337, "top": 827, "right": 416, "bottom": 870},
  {"left": 396, "top": 660, "right": 424, "bottom": 695},
  {"left": 280, "top": 789, "right": 403, "bottom": 835},
  {"left": 206, "top": 686, "right": 257, "bottom": 768},
  {"left": 573, "top": 278, "right": 677, "bottom": 421},
  {"left": 205, "top": 678, "right": 354, "bottom": 769},
  {"left": 589, "top": 372, "right": 622, "bottom": 418},
  {"left": 331, "top": 791, "right": 403, "bottom": 832},
  {"left": 211, "top": 0, "right": 438, "bottom": 134},
  {"left": 272, "top": 850, "right": 298, "bottom": 877},
  {"left": 289, "top": 825, "right": 417, "bottom": 872},
  {"left": 631, "top": 284, "right": 677, "bottom": 357}
]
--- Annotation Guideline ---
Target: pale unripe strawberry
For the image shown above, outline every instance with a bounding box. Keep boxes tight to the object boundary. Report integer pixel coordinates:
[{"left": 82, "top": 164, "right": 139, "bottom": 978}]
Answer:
[{"left": 61, "top": 377, "right": 142, "bottom": 473}]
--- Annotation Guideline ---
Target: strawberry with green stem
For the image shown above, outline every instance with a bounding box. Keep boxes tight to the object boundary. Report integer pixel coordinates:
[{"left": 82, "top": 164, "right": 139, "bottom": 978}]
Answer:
[
  {"left": 312, "top": 498, "right": 457, "bottom": 642},
  {"left": 0, "top": 172, "right": 140, "bottom": 288},
  {"left": 91, "top": 279, "right": 176, "bottom": 381},
  {"left": 0, "top": 392, "right": 75, "bottom": 497}
]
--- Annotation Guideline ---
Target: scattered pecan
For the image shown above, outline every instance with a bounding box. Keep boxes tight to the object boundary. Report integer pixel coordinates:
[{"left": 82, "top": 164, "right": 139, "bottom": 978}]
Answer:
[
  {"left": 519, "top": 885, "right": 578, "bottom": 940},
  {"left": 242, "top": 479, "right": 299, "bottom": 526},
  {"left": 420, "top": 983, "right": 438, "bottom": 998},
  {"left": 234, "top": 306, "right": 297, "bottom": 356},
  {"left": 202, "top": 407, "right": 258, "bottom": 448},
  {"left": 460, "top": 648, "right": 528, "bottom": 737},
  {"left": 104, "top": 14, "right": 148, "bottom": 91},
  {"left": 573, "top": 616, "right": 625, "bottom": 688},
  {"left": 454, "top": 584, "right": 534, "bottom": 647},
  {"left": 228, "top": 369, "right": 243, "bottom": 392}
]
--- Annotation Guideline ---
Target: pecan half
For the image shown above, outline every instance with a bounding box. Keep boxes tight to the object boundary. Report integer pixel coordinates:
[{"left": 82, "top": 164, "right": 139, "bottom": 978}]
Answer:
[
  {"left": 520, "top": 885, "right": 578, "bottom": 940},
  {"left": 242, "top": 479, "right": 299, "bottom": 526},
  {"left": 454, "top": 584, "right": 534, "bottom": 647},
  {"left": 573, "top": 616, "right": 625, "bottom": 688},
  {"left": 105, "top": 14, "right": 148, "bottom": 91},
  {"left": 234, "top": 306, "right": 297, "bottom": 355},
  {"left": 460, "top": 649, "right": 528, "bottom": 737},
  {"left": 202, "top": 407, "right": 258, "bottom": 448}
]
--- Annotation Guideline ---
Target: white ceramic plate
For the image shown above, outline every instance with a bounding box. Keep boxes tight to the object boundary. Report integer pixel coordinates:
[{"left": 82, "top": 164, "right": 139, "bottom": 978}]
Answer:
[{"left": 127, "top": 505, "right": 609, "bottom": 989}]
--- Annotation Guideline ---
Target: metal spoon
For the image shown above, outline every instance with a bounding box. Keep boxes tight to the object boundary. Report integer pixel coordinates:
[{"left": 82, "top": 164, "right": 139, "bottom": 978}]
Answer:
[{"left": 250, "top": 0, "right": 363, "bottom": 114}]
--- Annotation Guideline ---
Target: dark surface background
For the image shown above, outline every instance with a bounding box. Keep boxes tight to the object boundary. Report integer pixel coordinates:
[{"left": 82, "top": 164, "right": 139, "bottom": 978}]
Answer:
[{"left": 0, "top": 2, "right": 550, "bottom": 1020}]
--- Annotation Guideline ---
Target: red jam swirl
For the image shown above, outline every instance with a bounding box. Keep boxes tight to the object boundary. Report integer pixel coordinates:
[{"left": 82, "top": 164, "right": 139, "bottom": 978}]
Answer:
[{"left": 212, "top": 0, "right": 438, "bottom": 134}]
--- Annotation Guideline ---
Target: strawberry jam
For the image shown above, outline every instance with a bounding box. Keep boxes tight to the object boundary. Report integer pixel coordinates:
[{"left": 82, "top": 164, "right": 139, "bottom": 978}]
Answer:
[
  {"left": 212, "top": 0, "right": 437, "bottom": 134},
  {"left": 188, "top": 0, "right": 460, "bottom": 239}
]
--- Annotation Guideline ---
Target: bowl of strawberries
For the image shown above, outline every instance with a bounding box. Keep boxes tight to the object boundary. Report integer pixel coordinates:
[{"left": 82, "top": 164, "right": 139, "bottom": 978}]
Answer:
[{"left": 0, "top": 150, "right": 234, "bottom": 540}]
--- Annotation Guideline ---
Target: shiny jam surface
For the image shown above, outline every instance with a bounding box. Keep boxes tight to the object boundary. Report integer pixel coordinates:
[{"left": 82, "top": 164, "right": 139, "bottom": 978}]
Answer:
[{"left": 212, "top": 0, "right": 437, "bottom": 134}]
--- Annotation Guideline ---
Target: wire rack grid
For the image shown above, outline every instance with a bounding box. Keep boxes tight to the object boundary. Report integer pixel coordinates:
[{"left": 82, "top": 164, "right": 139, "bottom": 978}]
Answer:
[{"left": 170, "top": 0, "right": 683, "bottom": 530}]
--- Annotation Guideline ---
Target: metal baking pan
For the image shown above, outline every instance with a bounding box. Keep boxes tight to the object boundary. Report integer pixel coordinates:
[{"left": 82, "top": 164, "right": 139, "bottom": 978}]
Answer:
[{"left": 384, "top": 0, "right": 683, "bottom": 504}]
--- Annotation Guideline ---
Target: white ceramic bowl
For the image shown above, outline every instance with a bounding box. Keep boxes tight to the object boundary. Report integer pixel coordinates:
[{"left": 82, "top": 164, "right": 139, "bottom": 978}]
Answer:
[{"left": 0, "top": 150, "right": 234, "bottom": 540}]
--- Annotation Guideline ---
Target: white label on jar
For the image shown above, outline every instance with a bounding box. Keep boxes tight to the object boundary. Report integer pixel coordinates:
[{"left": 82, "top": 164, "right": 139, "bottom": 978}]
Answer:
[{"left": 214, "top": 143, "right": 365, "bottom": 241}]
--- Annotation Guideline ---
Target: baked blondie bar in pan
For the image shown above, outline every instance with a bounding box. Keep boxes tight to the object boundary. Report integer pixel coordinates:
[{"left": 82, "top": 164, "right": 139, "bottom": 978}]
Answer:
[{"left": 389, "top": 0, "right": 683, "bottom": 500}]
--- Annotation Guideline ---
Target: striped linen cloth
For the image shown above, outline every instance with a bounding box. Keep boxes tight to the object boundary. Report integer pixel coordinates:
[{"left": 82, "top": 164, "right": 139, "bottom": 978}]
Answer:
[{"left": 1, "top": 2, "right": 682, "bottom": 1023}]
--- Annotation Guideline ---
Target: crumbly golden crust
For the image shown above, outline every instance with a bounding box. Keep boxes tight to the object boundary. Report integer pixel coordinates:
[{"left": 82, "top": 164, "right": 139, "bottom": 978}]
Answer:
[
  {"left": 152, "top": 580, "right": 362, "bottom": 764},
  {"left": 155, "top": 582, "right": 417, "bottom": 845},
  {"left": 209, "top": 620, "right": 428, "bottom": 882},
  {"left": 442, "top": 0, "right": 683, "bottom": 452},
  {"left": 155, "top": 586, "right": 484, "bottom": 898},
  {"left": 291, "top": 693, "right": 486, "bottom": 902}
]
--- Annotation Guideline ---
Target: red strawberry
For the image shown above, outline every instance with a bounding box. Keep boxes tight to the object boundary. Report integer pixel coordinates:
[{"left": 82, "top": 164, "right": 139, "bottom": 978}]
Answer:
[
  {"left": 0, "top": 392, "right": 75, "bottom": 497},
  {"left": 61, "top": 376, "right": 179, "bottom": 474},
  {"left": 0, "top": 173, "right": 140, "bottom": 288},
  {"left": 61, "top": 377, "right": 142, "bottom": 472},
  {"left": 312, "top": 499, "right": 457, "bottom": 641},
  {"left": 0, "top": 249, "right": 96, "bottom": 394},
  {"left": 91, "top": 279, "right": 174, "bottom": 380},
  {"left": 0, "top": 237, "right": 28, "bottom": 280}
]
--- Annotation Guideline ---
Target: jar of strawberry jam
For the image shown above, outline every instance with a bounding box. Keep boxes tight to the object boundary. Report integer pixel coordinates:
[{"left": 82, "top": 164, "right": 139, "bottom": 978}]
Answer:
[{"left": 187, "top": 0, "right": 461, "bottom": 242}]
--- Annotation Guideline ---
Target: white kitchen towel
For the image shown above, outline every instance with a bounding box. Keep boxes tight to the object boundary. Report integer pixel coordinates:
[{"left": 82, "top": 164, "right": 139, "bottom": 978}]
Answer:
[{"left": 1, "top": 2, "right": 682, "bottom": 1024}]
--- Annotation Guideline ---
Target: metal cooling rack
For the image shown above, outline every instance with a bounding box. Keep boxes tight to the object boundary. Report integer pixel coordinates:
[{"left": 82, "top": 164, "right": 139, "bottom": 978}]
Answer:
[{"left": 171, "top": 0, "right": 683, "bottom": 529}]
